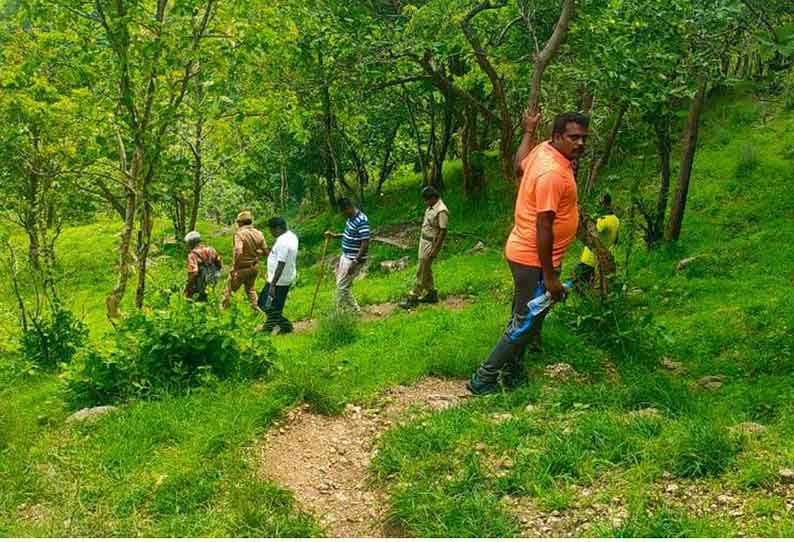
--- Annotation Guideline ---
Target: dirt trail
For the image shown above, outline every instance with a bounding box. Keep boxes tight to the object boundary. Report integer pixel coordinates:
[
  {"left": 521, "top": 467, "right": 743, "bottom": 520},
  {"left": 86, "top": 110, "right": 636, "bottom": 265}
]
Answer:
[
  {"left": 292, "top": 295, "right": 473, "bottom": 333},
  {"left": 258, "top": 377, "right": 470, "bottom": 537}
]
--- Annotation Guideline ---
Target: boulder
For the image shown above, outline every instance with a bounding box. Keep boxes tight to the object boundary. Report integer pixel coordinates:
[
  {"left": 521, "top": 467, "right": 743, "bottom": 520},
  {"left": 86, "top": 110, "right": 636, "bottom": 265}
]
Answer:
[
  {"left": 66, "top": 405, "right": 118, "bottom": 424},
  {"left": 379, "top": 257, "right": 410, "bottom": 273},
  {"left": 466, "top": 241, "right": 487, "bottom": 255}
]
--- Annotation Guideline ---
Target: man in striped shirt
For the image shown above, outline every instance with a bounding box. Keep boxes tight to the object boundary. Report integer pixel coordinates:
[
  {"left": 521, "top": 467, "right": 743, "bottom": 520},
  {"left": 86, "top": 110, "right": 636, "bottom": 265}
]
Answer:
[{"left": 325, "top": 197, "right": 370, "bottom": 313}]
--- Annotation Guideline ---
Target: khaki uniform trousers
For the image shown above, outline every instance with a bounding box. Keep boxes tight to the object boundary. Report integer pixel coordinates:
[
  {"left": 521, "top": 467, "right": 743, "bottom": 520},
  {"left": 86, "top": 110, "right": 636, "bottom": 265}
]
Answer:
[
  {"left": 221, "top": 266, "right": 260, "bottom": 310},
  {"left": 409, "top": 239, "right": 436, "bottom": 300}
]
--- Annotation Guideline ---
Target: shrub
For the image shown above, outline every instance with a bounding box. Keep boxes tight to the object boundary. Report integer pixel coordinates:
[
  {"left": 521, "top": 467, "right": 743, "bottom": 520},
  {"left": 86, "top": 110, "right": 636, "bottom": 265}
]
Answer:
[
  {"left": 21, "top": 304, "right": 88, "bottom": 370},
  {"left": 64, "top": 296, "right": 273, "bottom": 407},
  {"left": 559, "top": 286, "right": 665, "bottom": 365},
  {"left": 667, "top": 421, "right": 740, "bottom": 478},
  {"left": 314, "top": 308, "right": 359, "bottom": 350}
]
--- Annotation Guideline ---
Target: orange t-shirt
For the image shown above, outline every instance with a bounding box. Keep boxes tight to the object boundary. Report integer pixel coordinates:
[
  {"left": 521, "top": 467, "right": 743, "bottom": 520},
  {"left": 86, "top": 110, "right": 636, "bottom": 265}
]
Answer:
[{"left": 505, "top": 141, "right": 579, "bottom": 268}]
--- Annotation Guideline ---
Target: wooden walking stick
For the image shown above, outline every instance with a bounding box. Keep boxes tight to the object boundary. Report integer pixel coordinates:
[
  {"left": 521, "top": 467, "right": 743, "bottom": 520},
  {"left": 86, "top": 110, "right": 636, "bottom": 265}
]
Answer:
[{"left": 309, "top": 236, "right": 331, "bottom": 320}]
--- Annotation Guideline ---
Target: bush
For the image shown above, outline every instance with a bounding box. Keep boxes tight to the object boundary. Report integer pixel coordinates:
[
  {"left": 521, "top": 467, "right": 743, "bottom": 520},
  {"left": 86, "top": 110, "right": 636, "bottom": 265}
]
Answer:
[
  {"left": 64, "top": 296, "right": 273, "bottom": 407},
  {"left": 21, "top": 304, "right": 88, "bottom": 370},
  {"left": 667, "top": 421, "right": 740, "bottom": 478},
  {"left": 559, "top": 286, "right": 665, "bottom": 365},
  {"left": 314, "top": 308, "right": 359, "bottom": 351}
]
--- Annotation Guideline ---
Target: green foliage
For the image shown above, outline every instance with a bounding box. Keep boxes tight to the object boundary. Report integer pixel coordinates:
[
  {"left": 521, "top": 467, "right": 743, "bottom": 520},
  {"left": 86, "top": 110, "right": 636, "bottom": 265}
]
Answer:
[
  {"left": 559, "top": 287, "right": 666, "bottom": 364},
  {"left": 63, "top": 297, "right": 273, "bottom": 407},
  {"left": 609, "top": 506, "right": 704, "bottom": 537},
  {"left": 21, "top": 304, "right": 87, "bottom": 371},
  {"left": 735, "top": 144, "right": 760, "bottom": 178},
  {"left": 314, "top": 307, "right": 360, "bottom": 351},
  {"left": 666, "top": 421, "right": 740, "bottom": 478}
]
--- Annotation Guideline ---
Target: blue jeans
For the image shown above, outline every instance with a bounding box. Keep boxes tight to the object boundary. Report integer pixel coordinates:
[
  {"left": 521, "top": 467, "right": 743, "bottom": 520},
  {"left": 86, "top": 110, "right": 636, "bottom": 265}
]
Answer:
[{"left": 257, "top": 283, "right": 293, "bottom": 332}]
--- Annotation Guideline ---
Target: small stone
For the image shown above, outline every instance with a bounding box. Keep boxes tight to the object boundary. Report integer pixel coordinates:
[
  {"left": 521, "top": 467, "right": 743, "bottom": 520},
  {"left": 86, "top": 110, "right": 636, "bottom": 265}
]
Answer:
[
  {"left": 779, "top": 468, "right": 794, "bottom": 483},
  {"left": 466, "top": 241, "right": 487, "bottom": 255},
  {"left": 474, "top": 442, "right": 488, "bottom": 453},
  {"left": 660, "top": 357, "right": 686, "bottom": 374},
  {"left": 717, "top": 494, "right": 732, "bottom": 504},
  {"left": 65, "top": 405, "right": 118, "bottom": 424},
  {"left": 730, "top": 422, "right": 767, "bottom": 435},
  {"left": 632, "top": 407, "right": 662, "bottom": 418},
  {"left": 665, "top": 483, "right": 680, "bottom": 494},
  {"left": 697, "top": 375, "right": 725, "bottom": 390},
  {"left": 729, "top": 509, "right": 744, "bottom": 517},
  {"left": 525, "top": 403, "right": 537, "bottom": 413},
  {"left": 544, "top": 363, "right": 579, "bottom": 380}
]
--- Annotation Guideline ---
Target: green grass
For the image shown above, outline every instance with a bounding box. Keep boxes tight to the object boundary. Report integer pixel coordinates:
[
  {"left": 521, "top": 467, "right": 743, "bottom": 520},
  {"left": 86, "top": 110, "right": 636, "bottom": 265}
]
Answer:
[{"left": 2, "top": 86, "right": 794, "bottom": 536}]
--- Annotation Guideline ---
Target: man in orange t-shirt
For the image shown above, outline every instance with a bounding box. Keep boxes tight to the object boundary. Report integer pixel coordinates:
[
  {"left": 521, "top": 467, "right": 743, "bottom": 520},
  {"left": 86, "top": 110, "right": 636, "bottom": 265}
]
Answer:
[{"left": 468, "top": 111, "right": 589, "bottom": 395}]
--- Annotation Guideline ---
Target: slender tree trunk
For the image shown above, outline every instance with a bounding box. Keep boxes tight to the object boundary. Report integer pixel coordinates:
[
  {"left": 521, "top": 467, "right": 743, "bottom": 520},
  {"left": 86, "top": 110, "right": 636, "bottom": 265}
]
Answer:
[
  {"left": 319, "top": 51, "right": 337, "bottom": 209},
  {"left": 577, "top": 83, "right": 594, "bottom": 114},
  {"left": 652, "top": 115, "right": 672, "bottom": 242},
  {"left": 27, "top": 225, "right": 41, "bottom": 270},
  {"left": 189, "top": 115, "right": 203, "bottom": 232},
  {"left": 106, "top": 150, "right": 141, "bottom": 318},
  {"left": 430, "top": 89, "right": 455, "bottom": 190},
  {"left": 666, "top": 78, "right": 708, "bottom": 242},
  {"left": 135, "top": 197, "right": 153, "bottom": 309},
  {"left": 462, "top": 104, "right": 484, "bottom": 197},
  {"left": 377, "top": 123, "right": 399, "bottom": 193},
  {"left": 586, "top": 103, "right": 628, "bottom": 193}
]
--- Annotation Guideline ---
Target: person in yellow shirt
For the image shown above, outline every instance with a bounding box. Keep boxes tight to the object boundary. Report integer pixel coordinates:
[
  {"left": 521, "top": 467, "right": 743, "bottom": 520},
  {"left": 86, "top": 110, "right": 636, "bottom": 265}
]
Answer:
[{"left": 575, "top": 193, "right": 619, "bottom": 284}]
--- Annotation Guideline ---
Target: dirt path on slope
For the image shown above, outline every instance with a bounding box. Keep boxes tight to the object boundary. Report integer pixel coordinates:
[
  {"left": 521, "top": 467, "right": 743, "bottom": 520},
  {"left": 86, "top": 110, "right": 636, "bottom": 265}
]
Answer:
[
  {"left": 258, "top": 377, "right": 470, "bottom": 537},
  {"left": 292, "top": 295, "right": 473, "bottom": 333}
]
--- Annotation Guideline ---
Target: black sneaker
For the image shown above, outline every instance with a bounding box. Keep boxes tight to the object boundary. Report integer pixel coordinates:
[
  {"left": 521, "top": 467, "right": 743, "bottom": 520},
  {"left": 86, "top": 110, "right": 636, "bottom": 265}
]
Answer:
[
  {"left": 419, "top": 290, "right": 439, "bottom": 304},
  {"left": 466, "top": 373, "right": 500, "bottom": 396},
  {"left": 399, "top": 298, "right": 418, "bottom": 309}
]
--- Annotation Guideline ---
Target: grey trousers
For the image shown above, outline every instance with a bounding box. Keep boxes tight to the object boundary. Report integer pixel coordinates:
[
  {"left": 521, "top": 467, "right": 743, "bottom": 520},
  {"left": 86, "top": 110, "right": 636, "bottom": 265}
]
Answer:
[{"left": 475, "top": 262, "right": 558, "bottom": 385}]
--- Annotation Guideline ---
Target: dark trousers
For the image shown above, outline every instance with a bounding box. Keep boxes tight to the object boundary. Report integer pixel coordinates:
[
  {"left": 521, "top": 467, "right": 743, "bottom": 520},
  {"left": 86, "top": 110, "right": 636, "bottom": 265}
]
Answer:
[
  {"left": 257, "top": 283, "right": 293, "bottom": 332},
  {"left": 475, "top": 262, "right": 558, "bottom": 385}
]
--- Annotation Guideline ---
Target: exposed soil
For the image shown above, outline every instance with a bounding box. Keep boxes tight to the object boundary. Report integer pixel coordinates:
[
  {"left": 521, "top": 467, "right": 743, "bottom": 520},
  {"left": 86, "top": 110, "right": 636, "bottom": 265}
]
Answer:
[
  {"left": 258, "top": 377, "right": 470, "bottom": 537},
  {"left": 290, "top": 295, "right": 474, "bottom": 334}
]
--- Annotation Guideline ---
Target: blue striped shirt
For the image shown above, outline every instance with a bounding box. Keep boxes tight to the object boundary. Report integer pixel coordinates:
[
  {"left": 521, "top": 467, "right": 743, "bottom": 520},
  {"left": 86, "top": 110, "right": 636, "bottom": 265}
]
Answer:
[{"left": 341, "top": 210, "right": 371, "bottom": 258}]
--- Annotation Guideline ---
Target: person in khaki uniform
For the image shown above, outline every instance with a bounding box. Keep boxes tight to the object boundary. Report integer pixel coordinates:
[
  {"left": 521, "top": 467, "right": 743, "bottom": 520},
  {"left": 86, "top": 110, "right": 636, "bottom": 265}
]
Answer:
[
  {"left": 221, "top": 210, "right": 268, "bottom": 310},
  {"left": 400, "top": 186, "right": 449, "bottom": 308}
]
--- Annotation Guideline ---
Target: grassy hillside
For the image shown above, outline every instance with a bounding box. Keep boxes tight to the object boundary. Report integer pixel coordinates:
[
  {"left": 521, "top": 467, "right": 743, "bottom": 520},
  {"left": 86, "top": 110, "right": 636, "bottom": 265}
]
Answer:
[{"left": 1, "top": 88, "right": 793, "bottom": 536}]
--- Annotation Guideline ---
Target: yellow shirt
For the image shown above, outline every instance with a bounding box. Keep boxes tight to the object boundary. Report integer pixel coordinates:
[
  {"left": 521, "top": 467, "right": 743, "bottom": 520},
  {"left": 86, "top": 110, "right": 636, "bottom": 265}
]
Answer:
[{"left": 580, "top": 214, "right": 620, "bottom": 267}]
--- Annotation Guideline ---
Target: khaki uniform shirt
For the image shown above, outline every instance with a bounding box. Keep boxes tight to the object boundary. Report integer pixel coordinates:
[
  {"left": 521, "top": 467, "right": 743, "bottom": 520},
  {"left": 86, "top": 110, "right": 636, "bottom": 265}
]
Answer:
[
  {"left": 233, "top": 225, "right": 267, "bottom": 270},
  {"left": 419, "top": 199, "right": 449, "bottom": 257}
]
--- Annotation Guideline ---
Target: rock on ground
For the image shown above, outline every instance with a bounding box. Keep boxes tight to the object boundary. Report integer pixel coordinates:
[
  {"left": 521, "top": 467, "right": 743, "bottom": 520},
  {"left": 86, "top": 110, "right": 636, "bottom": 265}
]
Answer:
[{"left": 65, "top": 405, "right": 118, "bottom": 424}]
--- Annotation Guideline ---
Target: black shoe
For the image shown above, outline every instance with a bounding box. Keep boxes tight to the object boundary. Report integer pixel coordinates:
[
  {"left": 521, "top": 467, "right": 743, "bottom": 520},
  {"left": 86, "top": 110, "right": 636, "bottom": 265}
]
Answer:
[
  {"left": 399, "top": 298, "right": 418, "bottom": 309},
  {"left": 419, "top": 290, "right": 439, "bottom": 304},
  {"left": 466, "top": 373, "right": 500, "bottom": 396}
]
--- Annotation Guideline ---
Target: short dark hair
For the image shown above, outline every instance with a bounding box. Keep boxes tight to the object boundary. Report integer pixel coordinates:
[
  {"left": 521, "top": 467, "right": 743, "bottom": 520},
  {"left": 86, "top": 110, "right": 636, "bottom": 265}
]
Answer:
[
  {"left": 237, "top": 218, "right": 252, "bottom": 226},
  {"left": 268, "top": 216, "right": 287, "bottom": 230},
  {"left": 551, "top": 112, "right": 589, "bottom": 137},
  {"left": 337, "top": 197, "right": 353, "bottom": 210},
  {"left": 421, "top": 186, "right": 440, "bottom": 199}
]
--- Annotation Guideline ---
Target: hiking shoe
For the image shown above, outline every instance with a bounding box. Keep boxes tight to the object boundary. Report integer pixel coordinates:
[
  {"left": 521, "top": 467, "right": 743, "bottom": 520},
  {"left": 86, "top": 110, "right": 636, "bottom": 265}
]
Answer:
[
  {"left": 419, "top": 290, "right": 439, "bottom": 304},
  {"left": 399, "top": 298, "right": 418, "bottom": 310},
  {"left": 466, "top": 373, "right": 500, "bottom": 396}
]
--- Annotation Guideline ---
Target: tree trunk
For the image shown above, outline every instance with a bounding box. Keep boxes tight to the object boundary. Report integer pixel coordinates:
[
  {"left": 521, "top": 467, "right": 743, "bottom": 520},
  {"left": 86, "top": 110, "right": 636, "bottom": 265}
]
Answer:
[
  {"left": 430, "top": 89, "right": 455, "bottom": 190},
  {"left": 652, "top": 115, "right": 672, "bottom": 243},
  {"left": 377, "top": 123, "right": 399, "bottom": 193},
  {"left": 577, "top": 83, "right": 594, "bottom": 114},
  {"left": 319, "top": 51, "right": 337, "bottom": 209},
  {"left": 106, "top": 150, "right": 140, "bottom": 318},
  {"left": 666, "top": 78, "right": 708, "bottom": 242},
  {"left": 462, "top": 104, "right": 484, "bottom": 198},
  {"left": 189, "top": 114, "right": 204, "bottom": 232},
  {"left": 526, "top": 0, "right": 575, "bottom": 118},
  {"left": 27, "top": 226, "right": 41, "bottom": 270},
  {"left": 586, "top": 103, "right": 628, "bottom": 193},
  {"left": 577, "top": 210, "right": 616, "bottom": 295},
  {"left": 135, "top": 198, "right": 154, "bottom": 309}
]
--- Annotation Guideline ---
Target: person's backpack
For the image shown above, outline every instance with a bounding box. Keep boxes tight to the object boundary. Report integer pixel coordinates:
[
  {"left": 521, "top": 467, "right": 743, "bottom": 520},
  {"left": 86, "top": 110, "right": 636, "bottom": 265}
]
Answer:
[{"left": 194, "top": 248, "right": 220, "bottom": 294}]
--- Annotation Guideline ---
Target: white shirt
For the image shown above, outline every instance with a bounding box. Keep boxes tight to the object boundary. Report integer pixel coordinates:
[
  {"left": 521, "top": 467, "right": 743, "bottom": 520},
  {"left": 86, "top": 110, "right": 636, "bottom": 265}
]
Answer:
[{"left": 267, "top": 230, "right": 299, "bottom": 286}]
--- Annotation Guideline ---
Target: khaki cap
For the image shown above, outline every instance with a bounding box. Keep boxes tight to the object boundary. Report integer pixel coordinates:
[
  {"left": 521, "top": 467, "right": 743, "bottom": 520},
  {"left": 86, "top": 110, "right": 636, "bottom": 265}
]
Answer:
[{"left": 236, "top": 210, "right": 253, "bottom": 223}]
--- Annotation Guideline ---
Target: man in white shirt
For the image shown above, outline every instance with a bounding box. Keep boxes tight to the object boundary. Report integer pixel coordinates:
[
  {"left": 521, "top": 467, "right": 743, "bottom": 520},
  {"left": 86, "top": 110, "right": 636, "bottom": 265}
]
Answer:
[{"left": 258, "top": 217, "right": 299, "bottom": 334}]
